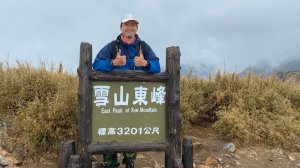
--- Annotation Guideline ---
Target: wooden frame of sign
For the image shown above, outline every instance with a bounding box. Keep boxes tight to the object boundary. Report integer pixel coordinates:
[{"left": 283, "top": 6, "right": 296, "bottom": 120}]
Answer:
[{"left": 77, "top": 43, "right": 181, "bottom": 168}]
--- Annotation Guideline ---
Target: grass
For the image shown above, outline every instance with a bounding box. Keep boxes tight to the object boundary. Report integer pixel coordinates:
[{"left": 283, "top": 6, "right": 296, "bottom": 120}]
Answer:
[
  {"left": 0, "top": 62, "right": 78, "bottom": 155},
  {"left": 0, "top": 61, "right": 299, "bottom": 157},
  {"left": 181, "top": 70, "right": 300, "bottom": 150}
]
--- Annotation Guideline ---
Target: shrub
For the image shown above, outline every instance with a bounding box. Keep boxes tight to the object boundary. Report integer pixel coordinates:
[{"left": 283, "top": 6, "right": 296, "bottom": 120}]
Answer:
[
  {"left": 0, "top": 62, "right": 78, "bottom": 155},
  {"left": 181, "top": 71, "right": 300, "bottom": 150}
]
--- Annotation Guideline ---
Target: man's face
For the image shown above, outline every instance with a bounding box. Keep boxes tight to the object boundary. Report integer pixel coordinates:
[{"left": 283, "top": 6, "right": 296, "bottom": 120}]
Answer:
[{"left": 120, "top": 20, "right": 138, "bottom": 38}]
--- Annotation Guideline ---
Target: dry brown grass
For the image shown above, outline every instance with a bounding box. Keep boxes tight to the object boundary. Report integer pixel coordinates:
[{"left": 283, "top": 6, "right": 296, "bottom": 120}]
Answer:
[
  {"left": 181, "top": 70, "right": 300, "bottom": 150},
  {"left": 0, "top": 62, "right": 78, "bottom": 156},
  {"left": 0, "top": 61, "right": 299, "bottom": 157}
]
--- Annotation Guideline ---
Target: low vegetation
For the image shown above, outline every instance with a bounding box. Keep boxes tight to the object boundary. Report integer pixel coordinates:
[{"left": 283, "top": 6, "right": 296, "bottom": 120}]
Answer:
[
  {"left": 0, "top": 62, "right": 299, "bottom": 157},
  {"left": 0, "top": 62, "right": 77, "bottom": 155},
  {"left": 181, "top": 70, "right": 300, "bottom": 150}
]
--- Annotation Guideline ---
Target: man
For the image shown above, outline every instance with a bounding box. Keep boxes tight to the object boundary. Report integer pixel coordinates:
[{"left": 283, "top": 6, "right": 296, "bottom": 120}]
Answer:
[
  {"left": 93, "top": 14, "right": 160, "bottom": 73},
  {"left": 93, "top": 14, "right": 161, "bottom": 168}
]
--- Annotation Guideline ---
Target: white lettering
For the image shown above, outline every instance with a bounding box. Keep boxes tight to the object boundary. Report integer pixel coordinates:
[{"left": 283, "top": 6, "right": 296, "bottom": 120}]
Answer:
[
  {"left": 101, "top": 108, "right": 110, "bottom": 114},
  {"left": 113, "top": 108, "right": 123, "bottom": 113},
  {"left": 139, "top": 107, "right": 158, "bottom": 113}
]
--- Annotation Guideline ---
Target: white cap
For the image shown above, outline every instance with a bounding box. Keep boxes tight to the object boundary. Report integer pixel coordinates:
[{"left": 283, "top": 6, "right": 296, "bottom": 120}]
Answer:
[{"left": 121, "top": 14, "right": 139, "bottom": 24}]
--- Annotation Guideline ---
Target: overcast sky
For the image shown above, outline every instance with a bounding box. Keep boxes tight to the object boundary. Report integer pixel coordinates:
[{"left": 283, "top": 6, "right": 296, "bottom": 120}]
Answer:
[{"left": 1, "top": 0, "right": 300, "bottom": 73}]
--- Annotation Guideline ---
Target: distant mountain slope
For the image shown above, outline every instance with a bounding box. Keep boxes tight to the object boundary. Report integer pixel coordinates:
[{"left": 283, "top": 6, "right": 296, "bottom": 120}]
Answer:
[
  {"left": 181, "top": 63, "right": 216, "bottom": 78},
  {"left": 277, "top": 70, "right": 300, "bottom": 85},
  {"left": 274, "top": 58, "right": 300, "bottom": 72},
  {"left": 240, "top": 57, "right": 300, "bottom": 76}
]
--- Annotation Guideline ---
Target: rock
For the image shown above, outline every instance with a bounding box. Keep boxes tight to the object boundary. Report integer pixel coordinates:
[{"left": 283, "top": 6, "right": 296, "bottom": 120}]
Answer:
[
  {"left": 12, "top": 145, "right": 24, "bottom": 165},
  {"left": 92, "top": 162, "right": 102, "bottom": 168},
  {"left": 278, "top": 148, "right": 283, "bottom": 155},
  {"left": 204, "top": 156, "right": 219, "bottom": 166},
  {"left": 288, "top": 154, "right": 296, "bottom": 161},
  {"left": 0, "top": 122, "right": 7, "bottom": 145},
  {"left": 225, "top": 164, "right": 230, "bottom": 168},
  {"left": 294, "top": 144, "right": 300, "bottom": 151},
  {"left": 231, "top": 153, "right": 241, "bottom": 159},
  {"left": 217, "top": 157, "right": 223, "bottom": 163},
  {"left": 137, "top": 154, "right": 146, "bottom": 159},
  {"left": 247, "top": 150, "right": 257, "bottom": 158},
  {"left": 271, "top": 147, "right": 283, "bottom": 155},
  {"left": 0, "top": 154, "right": 14, "bottom": 167},
  {"left": 235, "top": 160, "right": 240, "bottom": 166},
  {"left": 223, "top": 142, "right": 236, "bottom": 152},
  {"left": 39, "top": 157, "right": 47, "bottom": 164},
  {"left": 0, "top": 142, "right": 24, "bottom": 166},
  {"left": 225, "top": 154, "right": 231, "bottom": 158},
  {"left": 197, "top": 164, "right": 208, "bottom": 168},
  {"left": 154, "top": 160, "right": 160, "bottom": 168},
  {"left": 91, "top": 155, "right": 99, "bottom": 161},
  {"left": 1, "top": 139, "right": 15, "bottom": 154}
]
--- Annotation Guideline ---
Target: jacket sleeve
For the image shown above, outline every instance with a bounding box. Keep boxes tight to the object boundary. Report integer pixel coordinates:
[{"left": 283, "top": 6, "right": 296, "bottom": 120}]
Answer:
[
  {"left": 92, "top": 42, "right": 114, "bottom": 71},
  {"left": 143, "top": 42, "right": 161, "bottom": 73}
]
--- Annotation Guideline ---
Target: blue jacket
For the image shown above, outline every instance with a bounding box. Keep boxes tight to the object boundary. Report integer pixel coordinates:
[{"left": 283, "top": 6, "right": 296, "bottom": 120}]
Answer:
[{"left": 93, "top": 34, "right": 160, "bottom": 73}]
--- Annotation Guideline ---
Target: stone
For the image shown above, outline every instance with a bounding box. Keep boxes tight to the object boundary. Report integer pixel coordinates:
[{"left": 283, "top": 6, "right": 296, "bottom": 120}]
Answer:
[
  {"left": 0, "top": 122, "right": 7, "bottom": 145},
  {"left": 136, "top": 154, "right": 146, "bottom": 159},
  {"left": 217, "top": 157, "right": 223, "bottom": 163},
  {"left": 1, "top": 139, "right": 15, "bottom": 154},
  {"left": 154, "top": 160, "right": 161, "bottom": 168},
  {"left": 92, "top": 162, "right": 102, "bottom": 168},
  {"left": 223, "top": 142, "right": 236, "bottom": 152},
  {"left": 12, "top": 145, "right": 24, "bottom": 165},
  {"left": 197, "top": 164, "right": 208, "bottom": 168},
  {"left": 231, "top": 153, "right": 241, "bottom": 159},
  {"left": 247, "top": 150, "right": 257, "bottom": 158},
  {"left": 288, "top": 154, "right": 296, "bottom": 161},
  {"left": 278, "top": 148, "right": 283, "bottom": 155},
  {"left": 91, "top": 155, "right": 99, "bottom": 161},
  {"left": 235, "top": 160, "right": 240, "bottom": 166},
  {"left": 0, "top": 154, "right": 14, "bottom": 167},
  {"left": 204, "top": 156, "right": 219, "bottom": 166}
]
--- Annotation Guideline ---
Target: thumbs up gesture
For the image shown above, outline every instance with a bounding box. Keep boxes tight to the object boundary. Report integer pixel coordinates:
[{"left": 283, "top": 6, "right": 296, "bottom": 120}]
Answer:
[
  {"left": 134, "top": 50, "right": 148, "bottom": 67},
  {"left": 112, "top": 49, "right": 126, "bottom": 66}
]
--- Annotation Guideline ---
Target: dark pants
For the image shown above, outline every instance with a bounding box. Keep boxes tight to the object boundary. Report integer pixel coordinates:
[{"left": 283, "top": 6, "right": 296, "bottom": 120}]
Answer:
[{"left": 103, "top": 152, "right": 136, "bottom": 167}]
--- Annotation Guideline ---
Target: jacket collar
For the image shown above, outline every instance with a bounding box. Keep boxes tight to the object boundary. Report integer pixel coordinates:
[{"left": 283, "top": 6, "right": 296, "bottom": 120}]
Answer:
[{"left": 117, "top": 34, "right": 141, "bottom": 46}]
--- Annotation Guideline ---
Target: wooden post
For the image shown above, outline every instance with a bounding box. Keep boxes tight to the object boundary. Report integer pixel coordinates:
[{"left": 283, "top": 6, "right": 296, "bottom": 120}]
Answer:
[
  {"left": 165, "top": 46, "right": 181, "bottom": 168},
  {"left": 68, "top": 155, "right": 80, "bottom": 168},
  {"left": 77, "top": 42, "right": 93, "bottom": 168},
  {"left": 58, "top": 140, "right": 75, "bottom": 168},
  {"left": 182, "top": 136, "right": 193, "bottom": 168}
]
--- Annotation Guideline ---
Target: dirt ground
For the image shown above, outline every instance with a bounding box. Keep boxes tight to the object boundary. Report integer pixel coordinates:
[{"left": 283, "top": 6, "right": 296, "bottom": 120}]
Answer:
[{"left": 11, "top": 126, "right": 299, "bottom": 168}]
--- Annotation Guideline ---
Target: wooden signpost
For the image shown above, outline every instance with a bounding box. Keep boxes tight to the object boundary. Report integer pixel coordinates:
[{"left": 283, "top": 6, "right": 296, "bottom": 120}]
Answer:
[{"left": 59, "top": 42, "right": 193, "bottom": 168}]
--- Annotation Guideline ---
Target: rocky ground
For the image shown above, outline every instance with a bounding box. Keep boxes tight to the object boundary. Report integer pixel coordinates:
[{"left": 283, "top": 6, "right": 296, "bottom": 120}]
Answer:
[{"left": 1, "top": 121, "right": 300, "bottom": 168}]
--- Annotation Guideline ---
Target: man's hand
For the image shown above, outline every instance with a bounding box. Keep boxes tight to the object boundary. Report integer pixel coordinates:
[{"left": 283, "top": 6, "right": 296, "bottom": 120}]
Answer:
[
  {"left": 134, "top": 50, "right": 148, "bottom": 67},
  {"left": 112, "top": 49, "right": 126, "bottom": 66}
]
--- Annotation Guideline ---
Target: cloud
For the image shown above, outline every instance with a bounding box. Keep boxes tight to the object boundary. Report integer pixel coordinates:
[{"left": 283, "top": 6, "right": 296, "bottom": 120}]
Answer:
[{"left": 1, "top": 0, "right": 300, "bottom": 72}]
